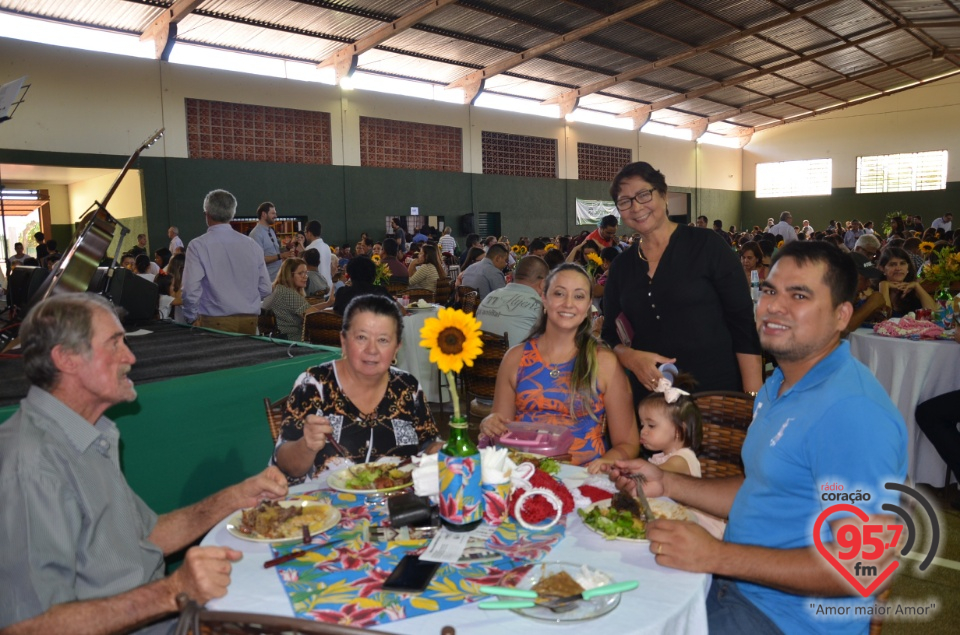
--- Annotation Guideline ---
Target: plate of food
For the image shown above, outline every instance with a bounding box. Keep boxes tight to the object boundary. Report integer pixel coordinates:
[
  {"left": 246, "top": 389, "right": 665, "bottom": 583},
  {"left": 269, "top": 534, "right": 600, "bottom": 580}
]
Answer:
[
  {"left": 578, "top": 498, "right": 695, "bottom": 543},
  {"left": 226, "top": 500, "right": 341, "bottom": 543},
  {"left": 327, "top": 458, "right": 415, "bottom": 495},
  {"left": 497, "top": 561, "right": 622, "bottom": 622},
  {"left": 405, "top": 300, "right": 438, "bottom": 312}
]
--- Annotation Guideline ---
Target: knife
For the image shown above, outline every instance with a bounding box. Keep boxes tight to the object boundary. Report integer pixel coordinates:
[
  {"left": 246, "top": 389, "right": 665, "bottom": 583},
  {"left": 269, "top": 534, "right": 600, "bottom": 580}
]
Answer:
[
  {"left": 263, "top": 537, "right": 351, "bottom": 569},
  {"left": 632, "top": 473, "right": 656, "bottom": 521},
  {"left": 478, "top": 580, "right": 638, "bottom": 609}
]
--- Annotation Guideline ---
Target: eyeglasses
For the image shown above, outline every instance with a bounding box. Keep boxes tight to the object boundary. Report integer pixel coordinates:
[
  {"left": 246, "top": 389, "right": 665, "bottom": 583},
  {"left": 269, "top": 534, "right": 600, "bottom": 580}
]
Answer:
[{"left": 615, "top": 188, "right": 656, "bottom": 211}]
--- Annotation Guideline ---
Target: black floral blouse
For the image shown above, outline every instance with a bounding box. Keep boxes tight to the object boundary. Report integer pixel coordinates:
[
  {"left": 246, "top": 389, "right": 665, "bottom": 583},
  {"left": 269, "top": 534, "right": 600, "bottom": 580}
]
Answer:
[{"left": 270, "top": 361, "right": 439, "bottom": 485}]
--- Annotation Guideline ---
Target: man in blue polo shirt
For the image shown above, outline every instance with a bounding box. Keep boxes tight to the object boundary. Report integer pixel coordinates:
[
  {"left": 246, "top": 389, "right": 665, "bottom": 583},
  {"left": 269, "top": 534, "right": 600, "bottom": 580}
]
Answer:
[{"left": 608, "top": 241, "right": 907, "bottom": 634}]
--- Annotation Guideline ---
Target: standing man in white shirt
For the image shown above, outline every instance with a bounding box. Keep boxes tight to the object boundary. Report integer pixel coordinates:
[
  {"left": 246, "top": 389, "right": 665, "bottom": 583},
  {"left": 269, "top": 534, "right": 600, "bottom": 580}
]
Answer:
[
  {"left": 249, "top": 202, "right": 291, "bottom": 282},
  {"left": 181, "top": 190, "right": 272, "bottom": 335},
  {"left": 769, "top": 211, "right": 798, "bottom": 244},
  {"left": 801, "top": 220, "right": 814, "bottom": 237},
  {"left": 304, "top": 220, "right": 334, "bottom": 292},
  {"left": 931, "top": 212, "right": 953, "bottom": 234},
  {"left": 439, "top": 226, "right": 457, "bottom": 257},
  {"left": 167, "top": 226, "right": 184, "bottom": 255}
]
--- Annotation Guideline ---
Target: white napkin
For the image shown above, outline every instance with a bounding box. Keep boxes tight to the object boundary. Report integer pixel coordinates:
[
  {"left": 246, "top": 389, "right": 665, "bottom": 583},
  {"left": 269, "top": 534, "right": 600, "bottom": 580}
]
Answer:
[
  {"left": 411, "top": 453, "right": 439, "bottom": 497},
  {"left": 480, "top": 446, "right": 515, "bottom": 484}
]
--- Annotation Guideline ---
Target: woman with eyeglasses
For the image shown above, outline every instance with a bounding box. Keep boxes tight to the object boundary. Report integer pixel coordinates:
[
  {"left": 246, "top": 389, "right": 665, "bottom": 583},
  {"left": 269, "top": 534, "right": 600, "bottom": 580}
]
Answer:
[
  {"left": 261, "top": 257, "right": 323, "bottom": 341},
  {"left": 600, "top": 162, "right": 762, "bottom": 402}
]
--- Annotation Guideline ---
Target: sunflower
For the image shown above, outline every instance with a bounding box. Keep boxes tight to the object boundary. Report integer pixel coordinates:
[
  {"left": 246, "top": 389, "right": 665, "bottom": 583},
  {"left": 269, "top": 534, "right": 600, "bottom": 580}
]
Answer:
[
  {"left": 918, "top": 241, "right": 936, "bottom": 255},
  {"left": 420, "top": 308, "right": 484, "bottom": 420},
  {"left": 420, "top": 308, "right": 484, "bottom": 374},
  {"left": 330, "top": 245, "right": 338, "bottom": 254},
  {"left": 586, "top": 252, "right": 603, "bottom": 267},
  {"left": 545, "top": 243, "right": 559, "bottom": 252},
  {"left": 511, "top": 244, "right": 521, "bottom": 254},
  {"left": 371, "top": 253, "right": 382, "bottom": 264},
  {"left": 517, "top": 245, "right": 527, "bottom": 256}
]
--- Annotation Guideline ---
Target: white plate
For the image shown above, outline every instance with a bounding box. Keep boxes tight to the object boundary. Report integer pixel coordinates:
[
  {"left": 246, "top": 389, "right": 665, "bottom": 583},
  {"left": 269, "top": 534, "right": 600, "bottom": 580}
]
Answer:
[
  {"left": 326, "top": 459, "right": 414, "bottom": 495},
  {"left": 580, "top": 498, "right": 696, "bottom": 543},
  {"left": 225, "top": 500, "right": 341, "bottom": 543},
  {"left": 499, "top": 561, "right": 621, "bottom": 622}
]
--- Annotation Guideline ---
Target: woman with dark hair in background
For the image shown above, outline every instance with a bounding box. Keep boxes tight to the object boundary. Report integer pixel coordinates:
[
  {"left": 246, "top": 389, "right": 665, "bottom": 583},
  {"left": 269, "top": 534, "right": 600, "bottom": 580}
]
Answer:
[
  {"left": 739, "top": 241, "right": 766, "bottom": 282},
  {"left": 601, "top": 161, "right": 762, "bottom": 401},
  {"left": 877, "top": 246, "right": 935, "bottom": 317}
]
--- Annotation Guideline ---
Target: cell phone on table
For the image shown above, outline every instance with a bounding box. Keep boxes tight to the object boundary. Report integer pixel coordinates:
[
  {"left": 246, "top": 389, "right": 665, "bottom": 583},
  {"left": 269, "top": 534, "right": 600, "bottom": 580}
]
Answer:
[{"left": 381, "top": 554, "right": 441, "bottom": 593}]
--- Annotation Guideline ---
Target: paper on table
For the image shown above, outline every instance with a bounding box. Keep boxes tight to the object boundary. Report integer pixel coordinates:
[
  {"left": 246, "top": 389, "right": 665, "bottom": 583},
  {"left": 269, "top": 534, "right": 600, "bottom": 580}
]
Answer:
[
  {"left": 411, "top": 453, "right": 439, "bottom": 497},
  {"left": 419, "top": 525, "right": 497, "bottom": 563}
]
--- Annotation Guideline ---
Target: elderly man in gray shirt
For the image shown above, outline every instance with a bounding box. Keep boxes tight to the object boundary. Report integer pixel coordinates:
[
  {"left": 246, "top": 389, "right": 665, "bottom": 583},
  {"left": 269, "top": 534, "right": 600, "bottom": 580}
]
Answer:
[
  {"left": 475, "top": 255, "right": 548, "bottom": 345},
  {"left": 0, "top": 293, "right": 288, "bottom": 634},
  {"left": 181, "top": 190, "right": 273, "bottom": 335},
  {"left": 461, "top": 243, "right": 509, "bottom": 300}
]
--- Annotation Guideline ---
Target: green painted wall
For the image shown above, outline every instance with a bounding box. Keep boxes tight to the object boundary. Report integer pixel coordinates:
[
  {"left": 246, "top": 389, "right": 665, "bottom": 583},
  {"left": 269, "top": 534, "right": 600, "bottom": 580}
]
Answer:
[
  {"left": 4, "top": 148, "right": 749, "bottom": 249},
  {"left": 741, "top": 182, "right": 960, "bottom": 232}
]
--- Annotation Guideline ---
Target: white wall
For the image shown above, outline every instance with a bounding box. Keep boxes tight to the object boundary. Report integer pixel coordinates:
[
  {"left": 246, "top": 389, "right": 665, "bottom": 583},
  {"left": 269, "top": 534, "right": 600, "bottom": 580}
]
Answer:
[
  {"left": 743, "top": 75, "right": 960, "bottom": 189},
  {"left": 0, "top": 36, "right": 740, "bottom": 191}
]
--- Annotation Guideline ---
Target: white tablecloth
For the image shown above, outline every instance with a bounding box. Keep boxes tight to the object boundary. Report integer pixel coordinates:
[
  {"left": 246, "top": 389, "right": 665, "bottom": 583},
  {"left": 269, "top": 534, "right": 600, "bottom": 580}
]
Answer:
[
  {"left": 848, "top": 329, "right": 960, "bottom": 485},
  {"left": 396, "top": 306, "right": 450, "bottom": 403},
  {"left": 203, "top": 468, "right": 710, "bottom": 634}
]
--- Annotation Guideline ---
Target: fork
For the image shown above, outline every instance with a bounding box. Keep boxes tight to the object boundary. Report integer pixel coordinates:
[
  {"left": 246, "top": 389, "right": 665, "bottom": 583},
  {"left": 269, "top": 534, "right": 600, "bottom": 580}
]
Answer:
[{"left": 630, "top": 472, "right": 656, "bottom": 521}]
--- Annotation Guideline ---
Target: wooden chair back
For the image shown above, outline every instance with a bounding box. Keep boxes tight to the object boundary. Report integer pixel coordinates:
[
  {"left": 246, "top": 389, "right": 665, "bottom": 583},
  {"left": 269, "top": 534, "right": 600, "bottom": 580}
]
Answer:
[
  {"left": 263, "top": 396, "right": 286, "bottom": 443},
  {"left": 258, "top": 309, "right": 281, "bottom": 338},
  {"left": 434, "top": 277, "right": 452, "bottom": 306},
  {"left": 386, "top": 281, "right": 407, "bottom": 297},
  {"left": 302, "top": 310, "right": 344, "bottom": 348},
  {"left": 691, "top": 391, "right": 755, "bottom": 478},
  {"left": 405, "top": 288, "right": 434, "bottom": 304},
  {"left": 460, "top": 332, "right": 510, "bottom": 423},
  {"left": 457, "top": 286, "right": 479, "bottom": 314}
]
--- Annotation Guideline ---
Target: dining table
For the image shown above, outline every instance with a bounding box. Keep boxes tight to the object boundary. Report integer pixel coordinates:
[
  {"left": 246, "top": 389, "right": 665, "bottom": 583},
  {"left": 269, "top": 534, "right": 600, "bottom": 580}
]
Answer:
[
  {"left": 202, "top": 465, "right": 710, "bottom": 634},
  {"left": 848, "top": 328, "right": 960, "bottom": 486},
  {"left": 395, "top": 304, "right": 450, "bottom": 404}
]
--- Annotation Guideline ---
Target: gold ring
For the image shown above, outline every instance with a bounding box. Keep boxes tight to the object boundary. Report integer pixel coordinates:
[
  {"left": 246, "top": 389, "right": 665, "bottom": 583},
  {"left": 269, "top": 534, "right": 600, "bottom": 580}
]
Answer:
[{"left": 657, "top": 543, "right": 663, "bottom": 555}]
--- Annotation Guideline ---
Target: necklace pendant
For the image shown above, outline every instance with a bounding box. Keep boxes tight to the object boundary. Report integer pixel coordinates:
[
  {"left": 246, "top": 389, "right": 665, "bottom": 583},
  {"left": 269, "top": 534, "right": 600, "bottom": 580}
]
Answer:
[{"left": 549, "top": 368, "right": 560, "bottom": 379}]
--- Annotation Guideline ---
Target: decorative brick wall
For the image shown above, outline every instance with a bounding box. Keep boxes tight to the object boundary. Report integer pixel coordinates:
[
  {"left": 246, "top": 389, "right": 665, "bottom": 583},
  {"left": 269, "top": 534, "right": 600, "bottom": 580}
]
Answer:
[
  {"left": 578, "top": 142, "right": 632, "bottom": 182},
  {"left": 481, "top": 131, "right": 557, "bottom": 178},
  {"left": 359, "top": 117, "right": 462, "bottom": 171},
  {"left": 185, "top": 98, "right": 332, "bottom": 164}
]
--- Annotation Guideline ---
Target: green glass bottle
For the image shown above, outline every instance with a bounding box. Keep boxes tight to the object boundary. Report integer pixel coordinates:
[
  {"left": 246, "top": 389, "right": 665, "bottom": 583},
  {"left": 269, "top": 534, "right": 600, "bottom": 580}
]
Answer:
[{"left": 438, "top": 416, "right": 483, "bottom": 532}]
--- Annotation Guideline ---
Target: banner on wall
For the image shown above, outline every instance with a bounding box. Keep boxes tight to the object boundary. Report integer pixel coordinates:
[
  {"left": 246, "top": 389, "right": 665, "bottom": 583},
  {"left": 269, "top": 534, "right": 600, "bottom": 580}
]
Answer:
[{"left": 575, "top": 199, "right": 619, "bottom": 225}]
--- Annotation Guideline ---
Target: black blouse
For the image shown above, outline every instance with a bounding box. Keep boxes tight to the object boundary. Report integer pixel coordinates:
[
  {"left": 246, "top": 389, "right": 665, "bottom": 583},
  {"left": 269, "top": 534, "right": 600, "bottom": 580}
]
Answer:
[
  {"left": 271, "top": 362, "right": 439, "bottom": 485},
  {"left": 601, "top": 224, "right": 760, "bottom": 397}
]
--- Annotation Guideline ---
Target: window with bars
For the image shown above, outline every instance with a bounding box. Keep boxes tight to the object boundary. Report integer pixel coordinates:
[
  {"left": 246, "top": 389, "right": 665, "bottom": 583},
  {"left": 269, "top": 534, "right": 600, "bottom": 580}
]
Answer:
[
  {"left": 756, "top": 159, "right": 832, "bottom": 198},
  {"left": 856, "top": 151, "right": 948, "bottom": 194}
]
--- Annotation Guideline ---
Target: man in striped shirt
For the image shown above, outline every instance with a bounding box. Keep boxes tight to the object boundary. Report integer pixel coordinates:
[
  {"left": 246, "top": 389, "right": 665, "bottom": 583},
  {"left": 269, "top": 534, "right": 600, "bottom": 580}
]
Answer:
[{"left": 0, "top": 293, "right": 288, "bottom": 634}]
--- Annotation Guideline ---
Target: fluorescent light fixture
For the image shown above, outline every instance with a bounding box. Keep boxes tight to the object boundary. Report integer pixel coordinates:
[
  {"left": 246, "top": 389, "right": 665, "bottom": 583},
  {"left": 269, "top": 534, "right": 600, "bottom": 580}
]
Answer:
[
  {"left": 699, "top": 133, "right": 742, "bottom": 148},
  {"left": 641, "top": 121, "right": 693, "bottom": 140},
  {"left": 473, "top": 92, "right": 560, "bottom": 119},
  {"left": 0, "top": 13, "right": 154, "bottom": 58},
  {"left": 168, "top": 43, "right": 287, "bottom": 78},
  {"left": 339, "top": 75, "right": 354, "bottom": 90},
  {"left": 0, "top": 189, "right": 40, "bottom": 200},
  {"left": 568, "top": 109, "right": 634, "bottom": 130}
]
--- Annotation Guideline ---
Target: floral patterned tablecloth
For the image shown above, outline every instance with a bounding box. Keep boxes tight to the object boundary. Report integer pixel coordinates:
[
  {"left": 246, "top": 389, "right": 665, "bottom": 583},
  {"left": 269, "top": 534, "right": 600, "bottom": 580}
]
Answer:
[{"left": 270, "top": 490, "right": 565, "bottom": 627}]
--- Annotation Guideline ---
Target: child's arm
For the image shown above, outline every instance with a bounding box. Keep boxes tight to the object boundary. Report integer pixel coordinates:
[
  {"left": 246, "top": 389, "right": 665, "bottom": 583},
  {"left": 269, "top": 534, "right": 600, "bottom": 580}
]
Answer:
[{"left": 657, "top": 455, "right": 692, "bottom": 476}]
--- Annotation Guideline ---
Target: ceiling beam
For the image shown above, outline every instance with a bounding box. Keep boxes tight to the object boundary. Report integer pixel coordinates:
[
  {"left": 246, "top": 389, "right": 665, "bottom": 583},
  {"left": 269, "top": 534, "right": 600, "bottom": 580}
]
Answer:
[
  {"left": 446, "top": 0, "right": 669, "bottom": 105},
  {"left": 542, "top": 0, "right": 843, "bottom": 106},
  {"left": 751, "top": 67, "right": 960, "bottom": 133},
  {"left": 679, "top": 51, "right": 931, "bottom": 130},
  {"left": 316, "top": 0, "right": 458, "bottom": 81},
  {"left": 618, "top": 24, "right": 901, "bottom": 121},
  {"left": 139, "top": 0, "right": 202, "bottom": 60}
]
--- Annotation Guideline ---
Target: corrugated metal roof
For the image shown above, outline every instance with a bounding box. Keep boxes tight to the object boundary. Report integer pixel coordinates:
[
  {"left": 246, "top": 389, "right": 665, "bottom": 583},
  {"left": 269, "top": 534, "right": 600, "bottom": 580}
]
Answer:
[{"left": 1, "top": 0, "right": 955, "bottom": 136}]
